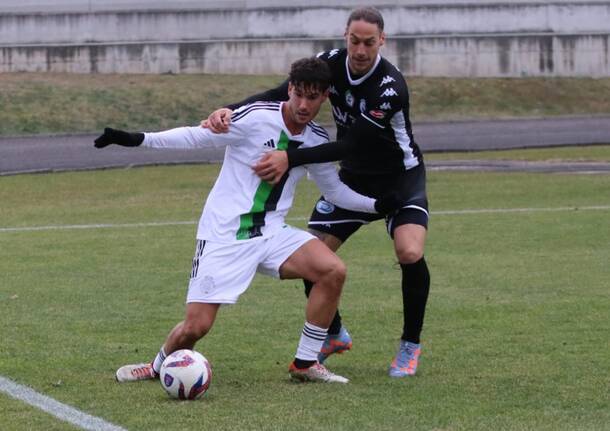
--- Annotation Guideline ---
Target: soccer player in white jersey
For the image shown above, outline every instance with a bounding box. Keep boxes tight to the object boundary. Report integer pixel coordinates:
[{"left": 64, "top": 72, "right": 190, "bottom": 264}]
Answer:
[{"left": 94, "top": 57, "right": 404, "bottom": 385}]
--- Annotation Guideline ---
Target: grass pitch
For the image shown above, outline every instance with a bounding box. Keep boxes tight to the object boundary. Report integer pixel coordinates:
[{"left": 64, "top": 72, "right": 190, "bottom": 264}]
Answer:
[
  {"left": 1, "top": 160, "right": 609, "bottom": 430},
  {"left": 1, "top": 73, "right": 610, "bottom": 136}
]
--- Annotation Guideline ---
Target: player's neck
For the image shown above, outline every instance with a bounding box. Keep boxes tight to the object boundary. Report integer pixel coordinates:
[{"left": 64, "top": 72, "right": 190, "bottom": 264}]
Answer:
[{"left": 281, "top": 104, "right": 306, "bottom": 136}]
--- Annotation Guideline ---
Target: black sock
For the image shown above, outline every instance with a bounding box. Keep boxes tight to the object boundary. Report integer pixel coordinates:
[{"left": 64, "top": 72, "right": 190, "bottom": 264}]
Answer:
[
  {"left": 293, "top": 358, "right": 316, "bottom": 369},
  {"left": 304, "top": 279, "right": 342, "bottom": 335},
  {"left": 400, "top": 257, "right": 430, "bottom": 344}
]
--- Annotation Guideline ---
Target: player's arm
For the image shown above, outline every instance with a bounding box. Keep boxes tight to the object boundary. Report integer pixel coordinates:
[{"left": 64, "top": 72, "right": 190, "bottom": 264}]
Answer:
[
  {"left": 94, "top": 125, "right": 239, "bottom": 149},
  {"left": 306, "top": 162, "right": 406, "bottom": 215},
  {"left": 203, "top": 80, "right": 290, "bottom": 133},
  {"left": 253, "top": 117, "right": 378, "bottom": 183}
]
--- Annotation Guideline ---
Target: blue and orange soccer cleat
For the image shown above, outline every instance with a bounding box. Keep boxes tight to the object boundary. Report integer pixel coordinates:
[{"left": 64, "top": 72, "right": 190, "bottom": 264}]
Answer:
[
  {"left": 388, "top": 340, "right": 421, "bottom": 378},
  {"left": 317, "top": 326, "right": 353, "bottom": 364}
]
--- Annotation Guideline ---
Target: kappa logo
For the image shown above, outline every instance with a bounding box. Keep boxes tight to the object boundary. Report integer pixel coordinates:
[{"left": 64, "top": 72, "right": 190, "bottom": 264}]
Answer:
[
  {"left": 263, "top": 139, "right": 276, "bottom": 148},
  {"left": 379, "top": 75, "right": 396, "bottom": 86},
  {"left": 317, "top": 48, "right": 340, "bottom": 59},
  {"left": 379, "top": 102, "right": 392, "bottom": 110},
  {"left": 329, "top": 85, "right": 339, "bottom": 96},
  {"left": 381, "top": 88, "right": 398, "bottom": 97}
]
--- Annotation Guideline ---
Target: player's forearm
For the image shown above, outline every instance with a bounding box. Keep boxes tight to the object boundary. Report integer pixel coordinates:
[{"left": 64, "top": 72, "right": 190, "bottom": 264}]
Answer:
[
  {"left": 323, "top": 185, "right": 376, "bottom": 213},
  {"left": 287, "top": 140, "right": 350, "bottom": 167},
  {"left": 142, "top": 126, "right": 211, "bottom": 149},
  {"left": 225, "top": 80, "right": 290, "bottom": 110}
]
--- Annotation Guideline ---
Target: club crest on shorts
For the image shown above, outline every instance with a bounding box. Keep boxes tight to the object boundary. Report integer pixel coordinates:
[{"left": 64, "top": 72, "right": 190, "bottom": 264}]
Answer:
[{"left": 316, "top": 200, "right": 335, "bottom": 214}]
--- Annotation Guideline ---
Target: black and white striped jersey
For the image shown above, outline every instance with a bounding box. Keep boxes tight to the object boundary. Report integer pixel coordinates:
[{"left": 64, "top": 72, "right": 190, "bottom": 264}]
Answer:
[{"left": 317, "top": 48, "right": 422, "bottom": 175}]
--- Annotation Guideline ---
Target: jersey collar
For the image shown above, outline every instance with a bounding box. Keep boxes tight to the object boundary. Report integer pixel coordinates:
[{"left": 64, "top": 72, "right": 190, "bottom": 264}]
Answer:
[{"left": 345, "top": 54, "right": 381, "bottom": 86}]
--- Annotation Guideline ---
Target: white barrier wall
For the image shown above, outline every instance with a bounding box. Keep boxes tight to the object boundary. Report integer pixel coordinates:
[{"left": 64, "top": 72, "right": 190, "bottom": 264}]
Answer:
[{"left": 1, "top": 0, "right": 609, "bottom": 76}]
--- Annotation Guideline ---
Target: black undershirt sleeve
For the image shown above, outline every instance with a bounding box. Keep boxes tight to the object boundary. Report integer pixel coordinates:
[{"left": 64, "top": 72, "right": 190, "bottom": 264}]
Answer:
[
  {"left": 286, "top": 114, "right": 382, "bottom": 167},
  {"left": 225, "top": 80, "right": 290, "bottom": 110},
  {"left": 286, "top": 139, "right": 349, "bottom": 166}
]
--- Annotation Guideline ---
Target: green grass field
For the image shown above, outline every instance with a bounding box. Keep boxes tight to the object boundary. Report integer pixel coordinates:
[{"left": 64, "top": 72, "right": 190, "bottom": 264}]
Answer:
[{"left": 1, "top": 155, "right": 609, "bottom": 430}]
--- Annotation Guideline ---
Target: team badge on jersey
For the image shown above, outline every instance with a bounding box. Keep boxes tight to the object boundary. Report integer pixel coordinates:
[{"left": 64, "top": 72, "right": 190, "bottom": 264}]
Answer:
[
  {"left": 316, "top": 200, "right": 335, "bottom": 214},
  {"left": 345, "top": 90, "right": 354, "bottom": 107},
  {"left": 359, "top": 99, "right": 366, "bottom": 113}
]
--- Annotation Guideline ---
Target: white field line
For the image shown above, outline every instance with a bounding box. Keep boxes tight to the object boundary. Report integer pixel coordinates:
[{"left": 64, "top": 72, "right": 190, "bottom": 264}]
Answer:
[
  {"left": 1, "top": 205, "right": 609, "bottom": 233},
  {"left": 0, "top": 376, "right": 127, "bottom": 431}
]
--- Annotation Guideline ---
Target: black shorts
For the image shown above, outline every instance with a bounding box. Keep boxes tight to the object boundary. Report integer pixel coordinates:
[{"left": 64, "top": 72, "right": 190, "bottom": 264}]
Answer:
[{"left": 307, "top": 163, "right": 429, "bottom": 242}]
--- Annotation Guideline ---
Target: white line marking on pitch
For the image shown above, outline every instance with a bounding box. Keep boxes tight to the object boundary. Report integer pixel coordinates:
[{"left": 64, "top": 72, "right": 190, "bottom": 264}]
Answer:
[
  {"left": 0, "top": 205, "right": 609, "bottom": 233},
  {"left": 0, "top": 376, "right": 127, "bottom": 431}
]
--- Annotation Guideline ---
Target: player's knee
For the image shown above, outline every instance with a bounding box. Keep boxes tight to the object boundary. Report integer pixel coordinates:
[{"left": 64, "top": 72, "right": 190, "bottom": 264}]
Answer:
[
  {"left": 326, "top": 258, "right": 346, "bottom": 291},
  {"left": 395, "top": 245, "right": 424, "bottom": 265},
  {"left": 181, "top": 319, "right": 211, "bottom": 341}
]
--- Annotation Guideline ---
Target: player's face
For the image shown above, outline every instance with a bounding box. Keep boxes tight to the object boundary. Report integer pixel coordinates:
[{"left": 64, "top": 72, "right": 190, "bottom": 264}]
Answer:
[
  {"left": 345, "top": 19, "right": 385, "bottom": 75},
  {"left": 286, "top": 83, "right": 328, "bottom": 127}
]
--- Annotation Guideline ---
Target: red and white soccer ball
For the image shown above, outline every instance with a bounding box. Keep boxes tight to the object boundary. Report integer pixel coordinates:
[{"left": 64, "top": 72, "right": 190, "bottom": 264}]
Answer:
[{"left": 160, "top": 349, "right": 212, "bottom": 400}]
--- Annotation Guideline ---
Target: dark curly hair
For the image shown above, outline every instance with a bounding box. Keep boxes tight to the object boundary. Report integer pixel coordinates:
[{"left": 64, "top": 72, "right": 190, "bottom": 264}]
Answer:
[{"left": 288, "top": 57, "right": 332, "bottom": 93}]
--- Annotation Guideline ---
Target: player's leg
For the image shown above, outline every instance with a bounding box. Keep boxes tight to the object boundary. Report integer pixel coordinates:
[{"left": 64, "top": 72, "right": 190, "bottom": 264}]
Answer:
[
  {"left": 117, "top": 239, "right": 258, "bottom": 383},
  {"left": 261, "top": 228, "right": 348, "bottom": 383},
  {"left": 305, "top": 197, "right": 380, "bottom": 362},
  {"left": 116, "top": 303, "right": 221, "bottom": 383},
  {"left": 386, "top": 165, "right": 431, "bottom": 377},
  {"left": 281, "top": 238, "right": 348, "bottom": 383}
]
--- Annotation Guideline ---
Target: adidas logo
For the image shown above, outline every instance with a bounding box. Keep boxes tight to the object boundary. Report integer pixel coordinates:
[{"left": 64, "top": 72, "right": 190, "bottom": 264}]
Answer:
[{"left": 263, "top": 139, "right": 276, "bottom": 148}]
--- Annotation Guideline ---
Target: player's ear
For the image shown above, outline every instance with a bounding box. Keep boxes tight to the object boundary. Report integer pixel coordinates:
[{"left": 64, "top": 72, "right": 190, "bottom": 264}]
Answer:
[
  {"left": 321, "top": 89, "right": 329, "bottom": 102},
  {"left": 379, "top": 31, "right": 386, "bottom": 47}
]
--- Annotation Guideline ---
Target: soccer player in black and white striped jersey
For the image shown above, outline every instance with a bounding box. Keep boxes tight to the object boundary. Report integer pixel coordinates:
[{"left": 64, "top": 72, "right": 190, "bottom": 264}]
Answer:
[
  {"left": 204, "top": 7, "right": 431, "bottom": 378},
  {"left": 95, "top": 57, "right": 405, "bottom": 385}
]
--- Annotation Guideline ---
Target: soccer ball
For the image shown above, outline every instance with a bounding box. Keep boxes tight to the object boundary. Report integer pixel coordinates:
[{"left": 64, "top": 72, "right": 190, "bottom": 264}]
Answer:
[{"left": 160, "top": 349, "right": 212, "bottom": 400}]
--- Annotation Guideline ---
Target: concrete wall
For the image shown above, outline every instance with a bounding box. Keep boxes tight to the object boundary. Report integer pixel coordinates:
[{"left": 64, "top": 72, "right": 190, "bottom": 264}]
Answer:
[{"left": 1, "top": 1, "right": 609, "bottom": 76}]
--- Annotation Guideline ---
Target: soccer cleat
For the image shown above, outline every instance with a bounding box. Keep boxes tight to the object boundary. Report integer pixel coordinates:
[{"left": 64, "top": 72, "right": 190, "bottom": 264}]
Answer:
[
  {"left": 317, "top": 326, "right": 353, "bottom": 364},
  {"left": 115, "top": 363, "right": 158, "bottom": 382},
  {"left": 388, "top": 340, "right": 421, "bottom": 378},
  {"left": 288, "top": 362, "right": 349, "bottom": 384}
]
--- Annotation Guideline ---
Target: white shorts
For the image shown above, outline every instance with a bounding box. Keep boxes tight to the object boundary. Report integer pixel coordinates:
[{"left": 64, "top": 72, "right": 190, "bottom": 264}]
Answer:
[{"left": 186, "top": 226, "right": 315, "bottom": 304}]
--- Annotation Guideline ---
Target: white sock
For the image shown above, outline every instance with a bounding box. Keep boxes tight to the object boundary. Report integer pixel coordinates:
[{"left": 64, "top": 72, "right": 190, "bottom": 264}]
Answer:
[
  {"left": 152, "top": 346, "right": 167, "bottom": 374},
  {"left": 295, "top": 322, "right": 328, "bottom": 361}
]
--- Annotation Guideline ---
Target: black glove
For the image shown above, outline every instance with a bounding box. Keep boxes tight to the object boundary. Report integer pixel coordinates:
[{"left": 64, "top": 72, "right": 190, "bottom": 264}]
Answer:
[
  {"left": 374, "top": 191, "right": 406, "bottom": 215},
  {"left": 94, "top": 127, "right": 144, "bottom": 148}
]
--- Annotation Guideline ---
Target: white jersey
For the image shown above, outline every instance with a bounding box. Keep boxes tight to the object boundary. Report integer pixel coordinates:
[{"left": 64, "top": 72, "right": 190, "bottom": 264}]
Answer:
[{"left": 142, "top": 101, "right": 376, "bottom": 243}]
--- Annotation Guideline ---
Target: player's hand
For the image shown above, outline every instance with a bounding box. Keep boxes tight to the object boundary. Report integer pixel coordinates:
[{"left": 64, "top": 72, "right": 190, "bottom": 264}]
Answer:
[
  {"left": 201, "top": 108, "right": 232, "bottom": 133},
  {"left": 374, "top": 191, "right": 406, "bottom": 215},
  {"left": 253, "top": 151, "right": 289, "bottom": 184},
  {"left": 94, "top": 128, "right": 144, "bottom": 148}
]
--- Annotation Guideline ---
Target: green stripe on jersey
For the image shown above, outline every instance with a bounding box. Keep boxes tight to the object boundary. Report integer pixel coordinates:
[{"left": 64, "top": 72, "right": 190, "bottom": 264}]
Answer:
[{"left": 236, "top": 130, "right": 290, "bottom": 240}]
